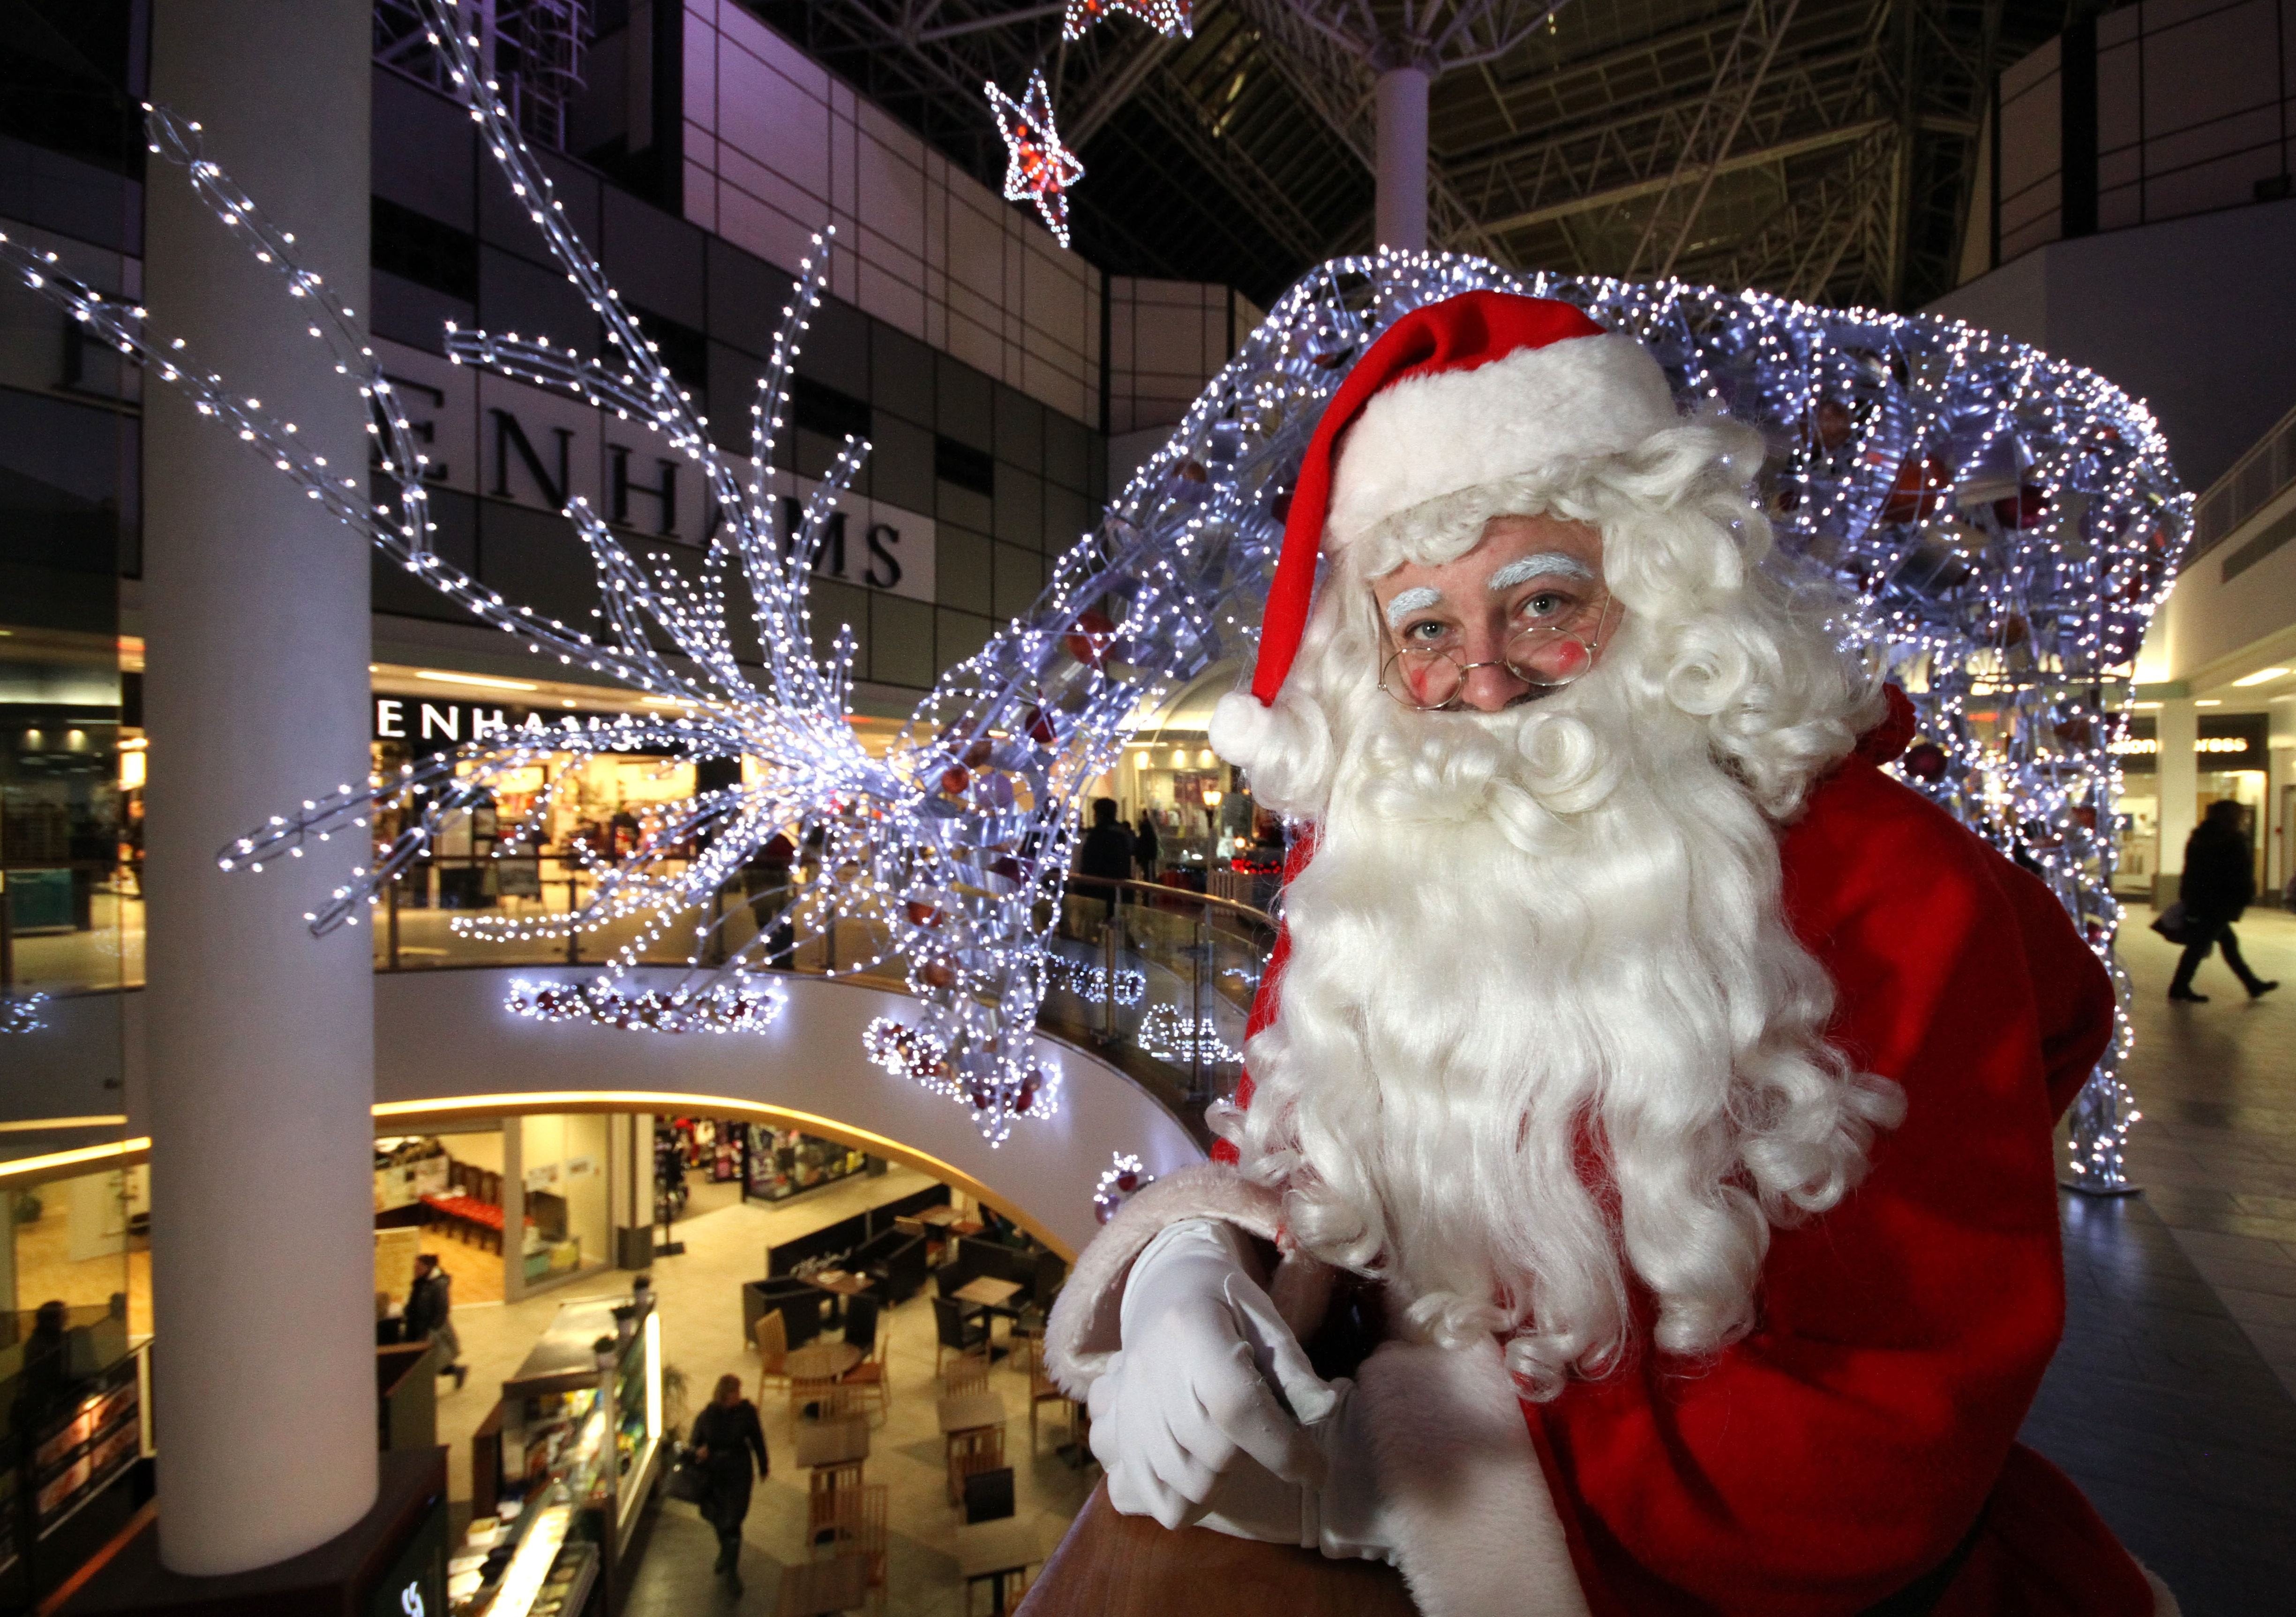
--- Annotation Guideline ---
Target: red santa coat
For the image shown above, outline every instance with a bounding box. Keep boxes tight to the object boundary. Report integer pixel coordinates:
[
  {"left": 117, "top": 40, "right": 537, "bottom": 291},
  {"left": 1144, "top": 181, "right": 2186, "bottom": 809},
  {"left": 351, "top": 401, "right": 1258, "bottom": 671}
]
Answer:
[{"left": 1048, "top": 704, "right": 2165, "bottom": 1617}]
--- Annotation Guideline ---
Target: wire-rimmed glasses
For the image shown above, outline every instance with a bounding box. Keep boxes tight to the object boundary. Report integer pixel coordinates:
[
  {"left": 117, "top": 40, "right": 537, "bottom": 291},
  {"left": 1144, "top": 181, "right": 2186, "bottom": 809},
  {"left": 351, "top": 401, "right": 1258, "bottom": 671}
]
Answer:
[{"left": 1376, "top": 590, "right": 1617, "bottom": 711}]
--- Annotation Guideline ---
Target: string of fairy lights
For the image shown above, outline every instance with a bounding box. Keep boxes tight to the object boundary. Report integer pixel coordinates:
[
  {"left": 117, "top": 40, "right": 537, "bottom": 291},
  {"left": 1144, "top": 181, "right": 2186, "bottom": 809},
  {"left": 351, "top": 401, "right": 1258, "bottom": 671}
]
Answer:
[{"left": 0, "top": 0, "right": 2181, "bottom": 1190}]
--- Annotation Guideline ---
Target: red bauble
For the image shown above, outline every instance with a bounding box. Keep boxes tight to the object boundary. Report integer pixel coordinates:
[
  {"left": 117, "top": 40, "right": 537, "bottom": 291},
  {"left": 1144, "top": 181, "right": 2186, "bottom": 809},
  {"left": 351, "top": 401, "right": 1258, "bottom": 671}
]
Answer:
[
  {"left": 1063, "top": 609, "right": 1117, "bottom": 668},
  {"left": 1903, "top": 741, "right": 1949, "bottom": 782},
  {"left": 1880, "top": 455, "right": 1951, "bottom": 524}
]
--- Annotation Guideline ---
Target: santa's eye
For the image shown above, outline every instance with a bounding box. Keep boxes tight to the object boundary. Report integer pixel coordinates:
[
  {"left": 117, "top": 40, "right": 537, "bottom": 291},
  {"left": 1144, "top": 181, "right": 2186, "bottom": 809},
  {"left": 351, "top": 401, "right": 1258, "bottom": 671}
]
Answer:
[
  {"left": 1516, "top": 590, "right": 1575, "bottom": 623},
  {"left": 1400, "top": 618, "right": 1454, "bottom": 644}
]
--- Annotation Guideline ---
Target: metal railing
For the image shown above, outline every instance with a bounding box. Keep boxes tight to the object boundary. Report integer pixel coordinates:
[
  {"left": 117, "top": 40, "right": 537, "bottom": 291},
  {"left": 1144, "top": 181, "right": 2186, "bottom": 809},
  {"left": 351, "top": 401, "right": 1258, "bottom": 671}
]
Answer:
[
  {"left": 4, "top": 857, "right": 1278, "bottom": 1130},
  {"left": 2186, "top": 398, "right": 2296, "bottom": 567}
]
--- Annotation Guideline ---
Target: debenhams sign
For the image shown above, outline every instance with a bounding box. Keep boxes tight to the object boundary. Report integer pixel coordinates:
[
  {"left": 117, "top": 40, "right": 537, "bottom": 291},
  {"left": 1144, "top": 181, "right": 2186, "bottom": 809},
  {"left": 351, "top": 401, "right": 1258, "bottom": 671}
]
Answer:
[{"left": 371, "top": 337, "right": 935, "bottom": 604}]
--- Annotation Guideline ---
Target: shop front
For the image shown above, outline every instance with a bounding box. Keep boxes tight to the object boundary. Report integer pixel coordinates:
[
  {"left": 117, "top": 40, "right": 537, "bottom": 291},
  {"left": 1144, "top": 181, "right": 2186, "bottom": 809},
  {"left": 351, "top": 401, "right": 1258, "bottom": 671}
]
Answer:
[{"left": 2110, "top": 711, "right": 2273, "bottom": 898}]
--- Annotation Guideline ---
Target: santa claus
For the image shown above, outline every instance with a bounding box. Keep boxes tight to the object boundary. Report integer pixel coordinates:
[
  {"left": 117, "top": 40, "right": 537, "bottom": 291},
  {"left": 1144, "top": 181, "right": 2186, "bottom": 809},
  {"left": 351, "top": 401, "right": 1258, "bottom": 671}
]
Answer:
[{"left": 1043, "top": 293, "right": 2174, "bottom": 1616}]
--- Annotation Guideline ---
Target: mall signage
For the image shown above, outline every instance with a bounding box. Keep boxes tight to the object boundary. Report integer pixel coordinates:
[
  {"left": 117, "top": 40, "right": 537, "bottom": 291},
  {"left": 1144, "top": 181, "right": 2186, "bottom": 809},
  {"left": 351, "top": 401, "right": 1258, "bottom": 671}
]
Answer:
[
  {"left": 370, "top": 337, "right": 937, "bottom": 605},
  {"left": 373, "top": 695, "right": 649, "bottom": 745}
]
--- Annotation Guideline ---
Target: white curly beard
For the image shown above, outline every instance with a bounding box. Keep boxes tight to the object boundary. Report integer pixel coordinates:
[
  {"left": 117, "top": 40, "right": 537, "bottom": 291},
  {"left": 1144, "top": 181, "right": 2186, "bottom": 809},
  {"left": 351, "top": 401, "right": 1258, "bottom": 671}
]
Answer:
[{"left": 1229, "top": 670, "right": 1899, "bottom": 1398}]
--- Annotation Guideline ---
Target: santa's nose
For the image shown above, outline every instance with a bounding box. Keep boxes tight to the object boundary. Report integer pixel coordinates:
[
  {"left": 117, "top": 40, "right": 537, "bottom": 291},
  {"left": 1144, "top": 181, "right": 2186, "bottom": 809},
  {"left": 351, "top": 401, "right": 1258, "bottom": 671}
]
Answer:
[{"left": 1456, "top": 624, "right": 1527, "bottom": 711}]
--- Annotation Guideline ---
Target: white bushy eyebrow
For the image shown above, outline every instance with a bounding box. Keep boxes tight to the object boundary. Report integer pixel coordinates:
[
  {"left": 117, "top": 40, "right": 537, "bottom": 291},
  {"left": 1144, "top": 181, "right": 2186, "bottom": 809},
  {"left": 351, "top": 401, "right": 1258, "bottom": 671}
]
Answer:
[
  {"left": 1487, "top": 552, "right": 1595, "bottom": 591},
  {"left": 1384, "top": 585, "right": 1443, "bottom": 628}
]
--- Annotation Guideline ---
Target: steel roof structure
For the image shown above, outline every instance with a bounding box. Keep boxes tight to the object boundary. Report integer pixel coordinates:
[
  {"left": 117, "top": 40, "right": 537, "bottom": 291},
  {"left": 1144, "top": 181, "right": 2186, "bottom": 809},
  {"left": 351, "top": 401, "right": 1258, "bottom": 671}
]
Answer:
[{"left": 756, "top": 0, "right": 2088, "bottom": 312}]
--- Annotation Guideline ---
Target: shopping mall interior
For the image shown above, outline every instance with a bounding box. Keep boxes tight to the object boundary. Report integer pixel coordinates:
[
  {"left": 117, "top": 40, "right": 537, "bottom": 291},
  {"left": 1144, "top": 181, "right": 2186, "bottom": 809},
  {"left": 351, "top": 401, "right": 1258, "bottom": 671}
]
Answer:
[{"left": 4, "top": 2, "right": 2296, "bottom": 1614}]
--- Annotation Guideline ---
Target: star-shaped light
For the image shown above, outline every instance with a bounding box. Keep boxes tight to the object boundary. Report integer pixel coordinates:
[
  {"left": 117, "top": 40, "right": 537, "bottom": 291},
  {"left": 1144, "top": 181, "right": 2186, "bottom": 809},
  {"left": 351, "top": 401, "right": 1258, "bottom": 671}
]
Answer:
[
  {"left": 1063, "top": 0, "right": 1193, "bottom": 40},
  {"left": 985, "top": 73, "right": 1085, "bottom": 247}
]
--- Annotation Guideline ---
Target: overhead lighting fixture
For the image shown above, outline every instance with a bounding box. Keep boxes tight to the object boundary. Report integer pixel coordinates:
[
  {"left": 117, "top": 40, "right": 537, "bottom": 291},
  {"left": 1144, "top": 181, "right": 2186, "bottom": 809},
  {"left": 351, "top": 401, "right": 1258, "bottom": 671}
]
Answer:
[
  {"left": 2196, "top": 698, "right": 2223, "bottom": 707},
  {"left": 2132, "top": 701, "right": 2162, "bottom": 710},
  {"left": 415, "top": 669, "right": 540, "bottom": 693},
  {"left": 2232, "top": 667, "right": 2289, "bottom": 687},
  {"left": 640, "top": 696, "right": 690, "bottom": 708}
]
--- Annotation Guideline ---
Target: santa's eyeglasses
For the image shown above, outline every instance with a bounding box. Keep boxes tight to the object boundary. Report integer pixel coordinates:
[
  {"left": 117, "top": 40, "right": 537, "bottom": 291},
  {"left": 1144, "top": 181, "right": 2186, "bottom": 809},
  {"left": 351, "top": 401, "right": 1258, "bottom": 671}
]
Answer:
[{"left": 1374, "top": 589, "right": 1617, "bottom": 711}]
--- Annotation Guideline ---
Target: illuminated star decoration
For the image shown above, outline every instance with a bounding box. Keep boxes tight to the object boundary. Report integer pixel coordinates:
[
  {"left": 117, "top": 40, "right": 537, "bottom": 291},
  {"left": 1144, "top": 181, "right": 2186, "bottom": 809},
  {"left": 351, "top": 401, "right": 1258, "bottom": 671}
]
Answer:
[
  {"left": 985, "top": 72, "right": 1084, "bottom": 247},
  {"left": 1063, "top": 0, "right": 1193, "bottom": 41}
]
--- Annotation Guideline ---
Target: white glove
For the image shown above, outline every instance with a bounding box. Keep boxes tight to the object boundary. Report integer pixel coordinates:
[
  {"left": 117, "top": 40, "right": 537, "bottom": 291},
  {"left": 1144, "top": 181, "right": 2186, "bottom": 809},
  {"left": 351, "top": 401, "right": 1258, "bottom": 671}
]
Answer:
[
  {"left": 1195, "top": 1372, "right": 1397, "bottom": 1564},
  {"left": 1089, "top": 1220, "right": 1354, "bottom": 1537}
]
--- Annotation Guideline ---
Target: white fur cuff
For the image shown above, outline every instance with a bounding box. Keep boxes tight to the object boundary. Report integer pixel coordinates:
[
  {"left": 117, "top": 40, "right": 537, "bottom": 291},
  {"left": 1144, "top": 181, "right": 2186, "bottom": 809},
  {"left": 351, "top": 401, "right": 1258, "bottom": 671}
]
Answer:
[
  {"left": 1357, "top": 1341, "right": 1590, "bottom": 1617},
  {"left": 1042, "top": 1161, "right": 1289, "bottom": 1396}
]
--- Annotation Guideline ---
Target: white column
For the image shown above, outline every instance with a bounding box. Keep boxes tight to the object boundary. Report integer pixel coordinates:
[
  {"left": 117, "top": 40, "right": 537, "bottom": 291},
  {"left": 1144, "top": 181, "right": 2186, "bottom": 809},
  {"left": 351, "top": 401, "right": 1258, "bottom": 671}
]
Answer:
[
  {"left": 2156, "top": 697, "right": 2199, "bottom": 906},
  {"left": 143, "top": 0, "right": 376, "bottom": 1575},
  {"left": 1374, "top": 65, "right": 1431, "bottom": 253}
]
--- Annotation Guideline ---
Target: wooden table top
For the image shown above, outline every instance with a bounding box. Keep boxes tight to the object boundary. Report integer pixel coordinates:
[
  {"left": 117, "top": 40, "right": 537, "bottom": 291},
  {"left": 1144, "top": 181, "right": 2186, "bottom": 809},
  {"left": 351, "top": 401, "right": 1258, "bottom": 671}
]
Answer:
[
  {"left": 936, "top": 1390, "right": 1006, "bottom": 1434},
  {"left": 794, "top": 1415, "right": 871, "bottom": 1468},
  {"left": 804, "top": 1269, "right": 873, "bottom": 1297},
  {"left": 953, "top": 1276, "right": 1023, "bottom": 1308},
  {"left": 1015, "top": 1482, "right": 1416, "bottom": 1617},
  {"left": 955, "top": 1516, "right": 1042, "bottom": 1579},
  {"left": 785, "top": 1341, "right": 865, "bottom": 1380},
  {"left": 775, "top": 1552, "right": 870, "bottom": 1616},
  {"left": 917, "top": 1205, "right": 963, "bottom": 1227}
]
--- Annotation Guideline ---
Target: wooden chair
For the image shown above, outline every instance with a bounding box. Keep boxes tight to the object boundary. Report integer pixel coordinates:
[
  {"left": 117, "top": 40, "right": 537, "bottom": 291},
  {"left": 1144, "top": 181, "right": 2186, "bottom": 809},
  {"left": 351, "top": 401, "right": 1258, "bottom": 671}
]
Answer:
[
  {"left": 808, "top": 1485, "right": 889, "bottom": 1613},
  {"left": 755, "top": 1309, "right": 791, "bottom": 1392},
  {"left": 806, "top": 1467, "right": 868, "bottom": 1550},
  {"left": 942, "top": 1354, "right": 990, "bottom": 1399},
  {"left": 1028, "top": 1362, "right": 1072, "bottom": 1452},
  {"left": 791, "top": 1372, "right": 864, "bottom": 1422},
  {"left": 840, "top": 1296, "right": 891, "bottom": 1420},
  {"left": 947, "top": 1424, "right": 1006, "bottom": 1505}
]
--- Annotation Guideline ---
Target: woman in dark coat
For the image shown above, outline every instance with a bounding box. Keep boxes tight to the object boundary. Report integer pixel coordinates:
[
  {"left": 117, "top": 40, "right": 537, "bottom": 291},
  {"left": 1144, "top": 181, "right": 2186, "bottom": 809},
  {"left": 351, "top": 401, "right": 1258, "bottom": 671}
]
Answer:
[
  {"left": 2169, "top": 799, "right": 2279, "bottom": 1001},
  {"left": 690, "top": 1372, "right": 769, "bottom": 1582}
]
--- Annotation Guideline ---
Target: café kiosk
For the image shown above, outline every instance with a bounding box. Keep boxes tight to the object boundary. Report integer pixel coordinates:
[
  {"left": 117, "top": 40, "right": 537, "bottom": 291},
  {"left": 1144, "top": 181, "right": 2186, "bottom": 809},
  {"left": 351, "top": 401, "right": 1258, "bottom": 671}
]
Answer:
[{"left": 455, "top": 1291, "right": 663, "bottom": 1617}]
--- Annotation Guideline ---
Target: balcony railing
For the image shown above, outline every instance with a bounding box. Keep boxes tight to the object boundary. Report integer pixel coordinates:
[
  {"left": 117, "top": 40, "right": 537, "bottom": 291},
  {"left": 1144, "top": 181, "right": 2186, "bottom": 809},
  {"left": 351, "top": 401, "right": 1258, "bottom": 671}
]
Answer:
[
  {"left": 2, "top": 859, "right": 1276, "bottom": 1141},
  {"left": 2186, "top": 398, "right": 2296, "bottom": 567}
]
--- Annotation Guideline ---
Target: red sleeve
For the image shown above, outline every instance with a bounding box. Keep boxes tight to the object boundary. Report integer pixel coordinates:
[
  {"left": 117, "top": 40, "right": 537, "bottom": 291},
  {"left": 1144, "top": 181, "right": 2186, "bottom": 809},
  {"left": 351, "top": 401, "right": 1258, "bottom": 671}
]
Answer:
[
  {"left": 1527, "top": 763, "right": 2105, "bottom": 1617},
  {"left": 1210, "top": 830, "right": 1317, "bottom": 1166}
]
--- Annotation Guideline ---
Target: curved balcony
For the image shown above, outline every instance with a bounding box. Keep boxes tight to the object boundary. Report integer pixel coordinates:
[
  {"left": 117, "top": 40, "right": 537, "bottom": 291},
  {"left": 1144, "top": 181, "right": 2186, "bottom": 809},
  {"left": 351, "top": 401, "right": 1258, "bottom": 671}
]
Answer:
[{"left": 0, "top": 866, "right": 1275, "bottom": 1255}]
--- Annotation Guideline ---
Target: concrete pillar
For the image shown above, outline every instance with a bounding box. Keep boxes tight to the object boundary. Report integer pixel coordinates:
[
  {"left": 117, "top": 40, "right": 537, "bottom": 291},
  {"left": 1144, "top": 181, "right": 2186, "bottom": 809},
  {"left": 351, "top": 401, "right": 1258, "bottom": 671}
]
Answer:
[
  {"left": 2271, "top": 698, "right": 2295, "bottom": 895},
  {"left": 143, "top": 0, "right": 376, "bottom": 1574},
  {"left": 1374, "top": 65, "right": 1431, "bottom": 253},
  {"left": 2155, "top": 697, "right": 2198, "bottom": 906}
]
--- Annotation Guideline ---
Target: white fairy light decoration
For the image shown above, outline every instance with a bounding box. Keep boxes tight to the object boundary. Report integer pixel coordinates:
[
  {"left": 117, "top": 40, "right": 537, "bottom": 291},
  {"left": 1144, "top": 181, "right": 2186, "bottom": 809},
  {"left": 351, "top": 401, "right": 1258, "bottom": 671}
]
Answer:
[
  {"left": 1094, "top": 1152, "right": 1155, "bottom": 1223},
  {"left": 0, "top": 0, "right": 2183, "bottom": 1178},
  {"left": 985, "top": 71, "right": 1084, "bottom": 247},
  {"left": 1137, "top": 1002, "right": 1240, "bottom": 1066},
  {"left": 1064, "top": 0, "right": 1193, "bottom": 41},
  {"left": 1042, "top": 952, "right": 1147, "bottom": 1007},
  {"left": 0, "top": 992, "right": 48, "bottom": 1036}
]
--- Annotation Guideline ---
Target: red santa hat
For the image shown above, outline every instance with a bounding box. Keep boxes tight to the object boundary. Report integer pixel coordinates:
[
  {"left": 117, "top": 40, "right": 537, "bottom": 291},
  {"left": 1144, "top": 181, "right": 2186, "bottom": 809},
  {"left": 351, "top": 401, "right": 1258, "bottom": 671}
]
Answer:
[{"left": 1243, "top": 291, "right": 1681, "bottom": 705}]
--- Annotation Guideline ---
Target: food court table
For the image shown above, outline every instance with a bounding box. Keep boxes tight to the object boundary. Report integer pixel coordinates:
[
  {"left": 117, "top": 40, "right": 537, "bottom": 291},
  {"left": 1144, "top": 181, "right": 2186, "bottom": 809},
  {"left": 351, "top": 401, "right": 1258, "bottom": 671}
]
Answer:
[
  {"left": 804, "top": 1267, "right": 873, "bottom": 1325},
  {"left": 953, "top": 1276, "right": 1023, "bottom": 1310},
  {"left": 775, "top": 1552, "right": 870, "bottom": 1616},
  {"left": 956, "top": 1516, "right": 1041, "bottom": 1616},
  {"left": 937, "top": 1390, "right": 1005, "bottom": 1435},
  {"left": 795, "top": 1414, "right": 871, "bottom": 1468},
  {"left": 786, "top": 1341, "right": 865, "bottom": 1381}
]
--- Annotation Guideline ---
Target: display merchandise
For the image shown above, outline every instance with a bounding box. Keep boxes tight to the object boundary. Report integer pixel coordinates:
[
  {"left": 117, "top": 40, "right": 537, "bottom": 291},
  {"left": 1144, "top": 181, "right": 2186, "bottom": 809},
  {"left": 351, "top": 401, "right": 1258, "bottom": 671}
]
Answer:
[
  {"left": 5, "top": 0, "right": 2180, "bottom": 1182},
  {"left": 465, "top": 1292, "right": 660, "bottom": 1616},
  {"left": 742, "top": 1126, "right": 868, "bottom": 1203},
  {"left": 374, "top": 1135, "right": 451, "bottom": 1214}
]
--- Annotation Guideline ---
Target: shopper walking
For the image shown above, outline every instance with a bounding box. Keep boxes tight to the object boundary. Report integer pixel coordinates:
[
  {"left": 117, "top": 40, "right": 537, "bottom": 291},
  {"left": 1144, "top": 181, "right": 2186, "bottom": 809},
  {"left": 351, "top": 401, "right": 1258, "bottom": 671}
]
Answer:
[
  {"left": 403, "top": 1252, "right": 468, "bottom": 1389},
  {"left": 690, "top": 1373, "right": 769, "bottom": 1585},
  {"left": 1076, "top": 797, "right": 1134, "bottom": 935},
  {"left": 2169, "top": 799, "right": 2280, "bottom": 1003},
  {"left": 1133, "top": 812, "right": 1160, "bottom": 881}
]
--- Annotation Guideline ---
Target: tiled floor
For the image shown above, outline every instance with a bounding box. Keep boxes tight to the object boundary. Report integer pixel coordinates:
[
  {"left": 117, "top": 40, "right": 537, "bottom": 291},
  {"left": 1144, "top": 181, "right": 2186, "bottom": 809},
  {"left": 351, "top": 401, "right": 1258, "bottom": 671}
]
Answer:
[{"left": 2017, "top": 903, "right": 2296, "bottom": 1615}]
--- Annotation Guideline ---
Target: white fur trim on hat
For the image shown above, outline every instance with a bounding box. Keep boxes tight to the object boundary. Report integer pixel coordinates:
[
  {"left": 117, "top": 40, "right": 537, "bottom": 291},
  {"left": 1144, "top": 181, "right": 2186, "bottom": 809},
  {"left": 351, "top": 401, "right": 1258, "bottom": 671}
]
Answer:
[{"left": 1327, "top": 332, "right": 1677, "bottom": 554}]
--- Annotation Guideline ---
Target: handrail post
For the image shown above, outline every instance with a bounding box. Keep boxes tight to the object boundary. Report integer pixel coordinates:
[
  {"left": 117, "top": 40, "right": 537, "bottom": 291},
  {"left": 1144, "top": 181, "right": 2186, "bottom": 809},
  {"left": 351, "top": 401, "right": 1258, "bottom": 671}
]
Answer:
[
  {"left": 386, "top": 869, "right": 400, "bottom": 971},
  {"left": 1191, "top": 912, "right": 1206, "bottom": 1103},
  {"left": 566, "top": 868, "right": 580, "bottom": 966},
  {"left": 1103, "top": 883, "right": 1120, "bottom": 1040},
  {"left": 825, "top": 913, "right": 837, "bottom": 975}
]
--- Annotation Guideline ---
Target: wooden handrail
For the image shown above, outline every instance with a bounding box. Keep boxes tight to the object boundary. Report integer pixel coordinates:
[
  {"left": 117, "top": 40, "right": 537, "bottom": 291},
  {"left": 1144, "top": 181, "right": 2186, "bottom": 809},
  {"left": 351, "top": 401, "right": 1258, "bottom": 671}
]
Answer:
[{"left": 1017, "top": 1482, "right": 1416, "bottom": 1615}]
